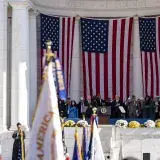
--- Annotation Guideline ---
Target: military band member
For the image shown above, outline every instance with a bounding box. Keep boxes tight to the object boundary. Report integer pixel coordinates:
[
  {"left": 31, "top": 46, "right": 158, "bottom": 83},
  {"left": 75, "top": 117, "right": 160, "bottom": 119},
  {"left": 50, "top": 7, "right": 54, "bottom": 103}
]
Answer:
[{"left": 12, "top": 122, "right": 25, "bottom": 160}]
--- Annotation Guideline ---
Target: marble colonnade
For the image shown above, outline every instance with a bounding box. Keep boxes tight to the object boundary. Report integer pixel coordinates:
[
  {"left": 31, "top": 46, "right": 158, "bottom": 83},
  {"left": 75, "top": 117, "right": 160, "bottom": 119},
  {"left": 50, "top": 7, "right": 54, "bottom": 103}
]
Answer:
[{"left": 0, "top": 0, "right": 144, "bottom": 131}]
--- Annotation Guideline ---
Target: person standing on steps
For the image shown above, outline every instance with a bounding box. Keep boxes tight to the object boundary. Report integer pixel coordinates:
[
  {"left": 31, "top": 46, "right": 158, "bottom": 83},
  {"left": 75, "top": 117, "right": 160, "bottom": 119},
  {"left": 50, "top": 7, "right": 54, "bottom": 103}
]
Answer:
[{"left": 12, "top": 122, "right": 25, "bottom": 160}]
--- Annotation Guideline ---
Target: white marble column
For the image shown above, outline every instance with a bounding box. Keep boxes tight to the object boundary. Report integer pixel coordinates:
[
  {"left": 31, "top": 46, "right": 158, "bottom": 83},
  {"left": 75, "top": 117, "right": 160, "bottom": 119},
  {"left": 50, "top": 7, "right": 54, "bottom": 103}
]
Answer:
[
  {"left": 0, "top": 1, "right": 8, "bottom": 132},
  {"left": 9, "top": 1, "right": 30, "bottom": 130},
  {"left": 133, "top": 16, "right": 143, "bottom": 98},
  {"left": 29, "top": 11, "right": 38, "bottom": 126},
  {"left": 70, "top": 18, "right": 80, "bottom": 102}
]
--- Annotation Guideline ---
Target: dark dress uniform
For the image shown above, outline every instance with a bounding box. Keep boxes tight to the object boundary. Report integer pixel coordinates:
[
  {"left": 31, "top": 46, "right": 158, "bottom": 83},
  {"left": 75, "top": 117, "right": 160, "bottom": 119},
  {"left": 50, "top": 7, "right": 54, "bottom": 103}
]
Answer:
[{"left": 12, "top": 130, "right": 25, "bottom": 160}]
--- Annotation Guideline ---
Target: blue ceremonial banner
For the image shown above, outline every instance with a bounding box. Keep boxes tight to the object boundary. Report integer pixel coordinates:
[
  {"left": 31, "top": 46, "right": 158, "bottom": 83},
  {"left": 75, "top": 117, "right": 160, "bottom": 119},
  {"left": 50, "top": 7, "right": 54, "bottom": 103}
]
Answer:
[
  {"left": 55, "top": 57, "right": 67, "bottom": 101},
  {"left": 82, "top": 127, "right": 89, "bottom": 160},
  {"left": 52, "top": 58, "right": 58, "bottom": 91},
  {"left": 72, "top": 129, "right": 82, "bottom": 160}
]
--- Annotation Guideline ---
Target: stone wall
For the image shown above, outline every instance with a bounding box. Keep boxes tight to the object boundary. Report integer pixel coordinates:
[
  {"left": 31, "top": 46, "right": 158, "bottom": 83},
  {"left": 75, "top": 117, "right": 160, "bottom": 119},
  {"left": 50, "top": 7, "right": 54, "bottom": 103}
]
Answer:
[
  {"left": 1, "top": 126, "right": 160, "bottom": 160},
  {"left": 0, "top": 126, "right": 160, "bottom": 160},
  {"left": 117, "top": 128, "right": 160, "bottom": 160},
  {"left": 0, "top": 126, "right": 113, "bottom": 160}
]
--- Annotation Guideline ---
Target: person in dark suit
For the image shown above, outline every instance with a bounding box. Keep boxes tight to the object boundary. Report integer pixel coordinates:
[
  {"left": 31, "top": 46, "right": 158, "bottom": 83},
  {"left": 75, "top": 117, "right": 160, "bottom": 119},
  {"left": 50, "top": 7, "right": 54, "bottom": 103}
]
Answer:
[
  {"left": 105, "top": 98, "right": 112, "bottom": 106},
  {"left": 64, "top": 97, "right": 71, "bottom": 118},
  {"left": 78, "top": 97, "right": 86, "bottom": 118},
  {"left": 96, "top": 94, "right": 105, "bottom": 106},
  {"left": 111, "top": 95, "right": 124, "bottom": 118},
  {"left": 85, "top": 95, "right": 94, "bottom": 119},
  {"left": 58, "top": 99, "right": 66, "bottom": 117},
  {"left": 92, "top": 95, "right": 98, "bottom": 107}
]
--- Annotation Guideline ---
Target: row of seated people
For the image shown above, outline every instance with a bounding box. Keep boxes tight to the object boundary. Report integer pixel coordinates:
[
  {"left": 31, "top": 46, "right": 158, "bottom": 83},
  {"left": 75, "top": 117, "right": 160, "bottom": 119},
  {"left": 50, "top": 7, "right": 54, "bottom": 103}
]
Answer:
[{"left": 58, "top": 94, "right": 160, "bottom": 120}]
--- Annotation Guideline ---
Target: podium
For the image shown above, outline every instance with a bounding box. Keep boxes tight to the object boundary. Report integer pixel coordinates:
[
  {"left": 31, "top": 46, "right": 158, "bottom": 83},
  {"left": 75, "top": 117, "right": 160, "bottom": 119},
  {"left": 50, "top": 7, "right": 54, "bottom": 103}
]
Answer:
[{"left": 97, "top": 106, "right": 111, "bottom": 124}]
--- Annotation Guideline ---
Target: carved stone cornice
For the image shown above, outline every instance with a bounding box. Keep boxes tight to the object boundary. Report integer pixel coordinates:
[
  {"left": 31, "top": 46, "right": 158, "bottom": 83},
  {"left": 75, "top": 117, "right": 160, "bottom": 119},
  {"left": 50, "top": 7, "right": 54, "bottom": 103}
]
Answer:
[
  {"left": 8, "top": 0, "right": 37, "bottom": 11},
  {"left": 32, "top": 0, "right": 160, "bottom": 11},
  {"left": 9, "top": 1, "right": 30, "bottom": 9},
  {"left": 31, "top": 0, "right": 160, "bottom": 17}
]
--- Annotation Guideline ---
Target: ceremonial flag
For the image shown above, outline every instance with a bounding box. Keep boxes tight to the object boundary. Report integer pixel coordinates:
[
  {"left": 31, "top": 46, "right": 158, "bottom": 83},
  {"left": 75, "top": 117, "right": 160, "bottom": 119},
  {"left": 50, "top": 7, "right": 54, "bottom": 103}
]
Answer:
[
  {"left": 72, "top": 129, "right": 82, "bottom": 160},
  {"left": 26, "top": 62, "right": 64, "bottom": 160},
  {"left": 61, "top": 119, "right": 70, "bottom": 160},
  {"left": 88, "top": 117, "right": 105, "bottom": 160},
  {"left": 81, "top": 127, "right": 89, "bottom": 160},
  {"left": 65, "top": 153, "right": 70, "bottom": 160},
  {"left": 81, "top": 17, "right": 133, "bottom": 101},
  {"left": 41, "top": 14, "right": 75, "bottom": 96},
  {"left": 139, "top": 17, "right": 160, "bottom": 97}
]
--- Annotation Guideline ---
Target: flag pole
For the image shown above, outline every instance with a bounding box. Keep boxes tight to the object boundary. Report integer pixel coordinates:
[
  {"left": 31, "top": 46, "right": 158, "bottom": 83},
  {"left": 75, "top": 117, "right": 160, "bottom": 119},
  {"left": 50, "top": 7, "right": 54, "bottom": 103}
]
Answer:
[
  {"left": 32, "top": 40, "right": 55, "bottom": 123},
  {"left": 20, "top": 131, "right": 25, "bottom": 160}
]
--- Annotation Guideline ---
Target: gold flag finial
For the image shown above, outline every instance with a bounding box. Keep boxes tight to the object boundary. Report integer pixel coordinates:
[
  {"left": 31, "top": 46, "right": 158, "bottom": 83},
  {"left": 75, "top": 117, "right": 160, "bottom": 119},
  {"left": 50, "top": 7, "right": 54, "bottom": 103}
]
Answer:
[
  {"left": 45, "top": 40, "right": 55, "bottom": 62},
  {"left": 82, "top": 114, "right": 85, "bottom": 120},
  {"left": 92, "top": 107, "right": 97, "bottom": 115}
]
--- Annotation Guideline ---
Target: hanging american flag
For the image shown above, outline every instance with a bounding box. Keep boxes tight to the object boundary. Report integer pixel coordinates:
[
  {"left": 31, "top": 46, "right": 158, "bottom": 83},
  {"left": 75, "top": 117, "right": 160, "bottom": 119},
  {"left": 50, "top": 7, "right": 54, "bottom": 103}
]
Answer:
[
  {"left": 139, "top": 17, "right": 160, "bottom": 98},
  {"left": 41, "top": 14, "right": 75, "bottom": 96},
  {"left": 81, "top": 17, "right": 133, "bottom": 101}
]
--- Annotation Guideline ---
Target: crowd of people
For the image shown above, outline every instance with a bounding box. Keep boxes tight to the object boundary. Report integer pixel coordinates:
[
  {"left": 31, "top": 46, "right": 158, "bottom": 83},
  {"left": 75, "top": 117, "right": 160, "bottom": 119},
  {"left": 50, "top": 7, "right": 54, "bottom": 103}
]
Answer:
[{"left": 58, "top": 94, "right": 160, "bottom": 120}]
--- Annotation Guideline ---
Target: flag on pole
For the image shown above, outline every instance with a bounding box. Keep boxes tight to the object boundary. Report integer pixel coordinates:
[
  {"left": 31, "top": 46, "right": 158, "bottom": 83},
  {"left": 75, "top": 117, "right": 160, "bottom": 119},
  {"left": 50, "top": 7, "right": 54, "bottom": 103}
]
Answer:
[
  {"left": 88, "top": 117, "right": 105, "bottom": 160},
  {"left": 61, "top": 118, "right": 70, "bottom": 160},
  {"left": 26, "top": 62, "right": 64, "bottom": 160},
  {"left": 41, "top": 14, "right": 75, "bottom": 96},
  {"left": 65, "top": 153, "right": 70, "bottom": 160},
  {"left": 81, "top": 127, "right": 89, "bottom": 160},
  {"left": 139, "top": 17, "right": 160, "bottom": 97},
  {"left": 119, "top": 139, "right": 123, "bottom": 160},
  {"left": 81, "top": 17, "right": 133, "bottom": 101},
  {"left": 72, "top": 128, "right": 82, "bottom": 160}
]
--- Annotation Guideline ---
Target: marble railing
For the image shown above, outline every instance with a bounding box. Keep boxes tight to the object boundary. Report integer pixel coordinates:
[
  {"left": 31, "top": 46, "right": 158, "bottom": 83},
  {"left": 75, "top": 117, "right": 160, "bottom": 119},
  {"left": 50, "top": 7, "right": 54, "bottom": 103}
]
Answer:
[
  {"left": 0, "top": 125, "right": 114, "bottom": 160},
  {"left": 1, "top": 126, "right": 160, "bottom": 160}
]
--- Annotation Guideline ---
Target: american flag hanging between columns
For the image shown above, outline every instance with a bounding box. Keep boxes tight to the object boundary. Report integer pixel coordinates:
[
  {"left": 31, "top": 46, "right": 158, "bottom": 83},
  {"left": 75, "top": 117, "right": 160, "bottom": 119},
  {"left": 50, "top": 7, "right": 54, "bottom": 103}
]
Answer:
[
  {"left": 40, "top": 14, "right": 75, "bottom": 96},
  {"left": 139, "top": 17, "right": 160, "bottom": 98},
  {"left": 80, "top": 17, "right": 133, "bottom": 101}
]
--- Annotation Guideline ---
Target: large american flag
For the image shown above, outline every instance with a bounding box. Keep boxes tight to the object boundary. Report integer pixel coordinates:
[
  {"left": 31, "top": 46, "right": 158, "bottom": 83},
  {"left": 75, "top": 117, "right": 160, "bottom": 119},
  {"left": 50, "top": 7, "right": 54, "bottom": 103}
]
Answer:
[
  {"left": 41, "top": 14, "right": 75, "bottom": 95},
  {"left": 81, "top": 18, "right": 133, "bottom": 100},
  {"left": 139, "top": 17, "right": 160, "bottom": 98}
]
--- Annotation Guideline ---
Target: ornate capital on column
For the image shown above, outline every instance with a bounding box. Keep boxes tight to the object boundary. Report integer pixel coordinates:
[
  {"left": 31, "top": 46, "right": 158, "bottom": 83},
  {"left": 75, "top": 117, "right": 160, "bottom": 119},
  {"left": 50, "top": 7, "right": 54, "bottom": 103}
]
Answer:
[
  {"left": 8, "top": 0, "right": 36, "bottom": 10},
  {"left": 75, "top": 14, "right": 80, "bottom": 21},
  {"left": 134, "top": 15, "right": 139, "bottom": 23},
  {"left": 29, "top": 11, "right": 39, "bottom": 19}
]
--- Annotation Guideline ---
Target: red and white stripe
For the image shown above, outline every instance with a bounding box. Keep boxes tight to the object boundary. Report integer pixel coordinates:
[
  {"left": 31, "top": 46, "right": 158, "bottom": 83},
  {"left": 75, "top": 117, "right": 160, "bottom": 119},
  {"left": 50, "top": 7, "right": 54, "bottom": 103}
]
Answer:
[
  {"left": 141, "top": 17, "right": 160, "bottom": 98},
  {"left": 82, "top": 17, "right": 133, "bottom": 101},
  {"left": 41, "top": 17, "right": 75, "bottom": 96}
]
